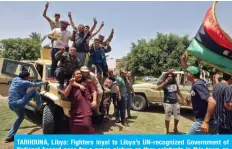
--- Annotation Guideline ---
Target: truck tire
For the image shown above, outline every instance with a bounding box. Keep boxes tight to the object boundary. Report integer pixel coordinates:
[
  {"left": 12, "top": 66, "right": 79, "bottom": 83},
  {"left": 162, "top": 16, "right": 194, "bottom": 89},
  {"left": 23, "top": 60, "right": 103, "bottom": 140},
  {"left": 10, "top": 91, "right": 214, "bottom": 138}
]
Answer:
[
  {"left": 131, "top": 95, "right": 147, "bottom": 111},
  {"left": 42, "top": 105, "right": 55, "bottom": 134}
]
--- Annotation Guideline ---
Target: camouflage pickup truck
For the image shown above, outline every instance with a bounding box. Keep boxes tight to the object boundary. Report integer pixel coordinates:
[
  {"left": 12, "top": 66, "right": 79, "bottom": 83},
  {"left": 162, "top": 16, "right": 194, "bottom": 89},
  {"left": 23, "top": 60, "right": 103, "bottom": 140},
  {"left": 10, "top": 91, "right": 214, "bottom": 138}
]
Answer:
[
  {"left": 0, "top": 48, "right": 111, "bottom": 134},
  {"left": 131, "top": 71, "right": 212, "bottom": 111}
]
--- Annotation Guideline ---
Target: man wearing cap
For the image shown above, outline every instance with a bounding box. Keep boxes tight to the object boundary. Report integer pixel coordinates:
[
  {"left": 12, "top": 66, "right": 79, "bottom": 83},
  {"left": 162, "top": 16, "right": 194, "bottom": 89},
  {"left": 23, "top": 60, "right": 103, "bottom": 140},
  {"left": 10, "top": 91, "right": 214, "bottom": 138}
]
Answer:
[
  {"left": 43, "top": 2, "right": 61, "bottom": 30},
  {"left": 5, "top": 71, "right": 46, "bottom": 143},
  {"left": 212, "top": 73, "right": 232, "bottom": 134},
  {"left": 48, "top": 20, "right": 72, "bottom": 82},
  {"left": 180, "top": 52, "right": 217, "bottom": 134},
  {"left": 55, "top": 47, "right": 80, "bottom": 89},
  {"left": 80, "top": 66, "right": 103, "bottom": 115},
  {"left": 89, "top": 38, "right": 111, "bottom": 82}
]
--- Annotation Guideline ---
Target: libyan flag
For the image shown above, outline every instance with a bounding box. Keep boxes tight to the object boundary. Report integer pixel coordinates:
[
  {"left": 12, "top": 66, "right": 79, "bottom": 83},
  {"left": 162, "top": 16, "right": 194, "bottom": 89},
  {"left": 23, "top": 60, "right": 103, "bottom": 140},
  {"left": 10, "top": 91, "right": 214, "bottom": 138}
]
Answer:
[{"left": 187, "top": 1, "right": 232, "bottom": 75}]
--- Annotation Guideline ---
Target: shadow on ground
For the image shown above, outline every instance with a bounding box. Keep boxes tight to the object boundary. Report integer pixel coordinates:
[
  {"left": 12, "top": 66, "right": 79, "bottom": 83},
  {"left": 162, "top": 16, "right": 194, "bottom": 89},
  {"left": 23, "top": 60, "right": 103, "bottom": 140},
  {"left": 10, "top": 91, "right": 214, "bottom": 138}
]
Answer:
[{"left": 143, "top": 105, "right": 194, "bottom": 122}]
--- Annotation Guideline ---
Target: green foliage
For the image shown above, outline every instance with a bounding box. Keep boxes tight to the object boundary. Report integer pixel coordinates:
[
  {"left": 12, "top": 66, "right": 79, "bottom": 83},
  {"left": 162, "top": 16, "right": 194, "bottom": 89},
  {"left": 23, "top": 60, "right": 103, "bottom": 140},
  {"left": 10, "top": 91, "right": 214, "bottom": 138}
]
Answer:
[
  {"left": 29, "top": 32, "right": 47, "bottom": 44},
  {"left": 125, "top": 32, "right": 210, "bottom": 77},
  {"left": 0, "top": 38, "right": 41, "bottom": 61},
  {"left": 0, "top": 32, "right": 47, "bottom": 61}
]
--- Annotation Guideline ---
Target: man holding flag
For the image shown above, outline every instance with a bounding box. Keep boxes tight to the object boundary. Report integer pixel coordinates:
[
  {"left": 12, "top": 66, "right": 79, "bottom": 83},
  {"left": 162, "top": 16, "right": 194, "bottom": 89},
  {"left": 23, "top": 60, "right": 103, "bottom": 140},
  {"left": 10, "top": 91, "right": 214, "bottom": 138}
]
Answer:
[{"left": 180, "top": 52, "right": 217, "bottom": 134}]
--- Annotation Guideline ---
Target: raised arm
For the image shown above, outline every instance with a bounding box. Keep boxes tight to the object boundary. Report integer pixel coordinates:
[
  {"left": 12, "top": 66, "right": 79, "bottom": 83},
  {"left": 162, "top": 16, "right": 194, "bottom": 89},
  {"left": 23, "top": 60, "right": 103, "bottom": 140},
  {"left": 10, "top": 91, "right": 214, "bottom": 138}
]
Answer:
[
  {"left": 43, "top": 2, "right": 52, "bottom": 23},
  {"left": 68, "top": 11, "right": 77, "bottom": 30},
  {"left": 64, "top": 79, "right": 74, "bottom": 97},
  {"left": 180, "top": 51, "right": 189, "bottom": 70},
  {"left": 177, "top": 86, "right": 187, "bottom": 105},
  {"left": 89, "top": 22, "right": 104, "bottom": 39},
  {"left": 104, "top": 29, "right": 114, "bottom": 43},
  {"left": 89, "top": 18, "right": 97, "bottom": 35},
  {"left": 156, "top": 80, "right": 167, "bottom": 90}
]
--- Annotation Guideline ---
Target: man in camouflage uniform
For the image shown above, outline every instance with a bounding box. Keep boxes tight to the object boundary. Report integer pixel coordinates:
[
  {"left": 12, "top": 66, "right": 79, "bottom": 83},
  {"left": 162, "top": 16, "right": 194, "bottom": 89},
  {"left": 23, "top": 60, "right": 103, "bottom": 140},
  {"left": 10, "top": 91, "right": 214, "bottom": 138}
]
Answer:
[{"left": 55, "top": 47, "right": 80, "bottom": 89}]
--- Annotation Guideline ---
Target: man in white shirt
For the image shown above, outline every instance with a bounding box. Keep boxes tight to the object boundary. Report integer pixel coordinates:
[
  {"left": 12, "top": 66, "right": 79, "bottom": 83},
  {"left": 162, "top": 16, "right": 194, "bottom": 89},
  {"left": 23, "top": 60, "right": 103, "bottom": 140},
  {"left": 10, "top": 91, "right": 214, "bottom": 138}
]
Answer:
[{"left": 48, "top": 20, "right": 72, "bottom": 82}]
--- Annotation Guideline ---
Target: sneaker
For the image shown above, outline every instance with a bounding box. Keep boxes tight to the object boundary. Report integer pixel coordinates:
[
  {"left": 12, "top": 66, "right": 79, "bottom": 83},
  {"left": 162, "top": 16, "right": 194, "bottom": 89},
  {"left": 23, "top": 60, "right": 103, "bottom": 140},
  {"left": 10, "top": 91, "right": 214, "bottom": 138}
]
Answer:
[{"left": 5, "top": 137, "right": 14, "bottom": 143}]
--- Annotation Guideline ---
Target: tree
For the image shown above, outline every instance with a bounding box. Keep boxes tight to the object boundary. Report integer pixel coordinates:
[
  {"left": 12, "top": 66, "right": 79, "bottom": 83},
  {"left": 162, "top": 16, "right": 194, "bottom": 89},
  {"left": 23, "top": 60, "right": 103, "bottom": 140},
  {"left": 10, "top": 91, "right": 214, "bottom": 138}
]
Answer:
[
  {"left": 29, "top": 32, "right": 47, "bottom": 45},
  {"left": 0, "top": 38, "right": 41, "bottom": 61},
  {"left": 125, "top": 32, "right": 210, "bottom": 77}
]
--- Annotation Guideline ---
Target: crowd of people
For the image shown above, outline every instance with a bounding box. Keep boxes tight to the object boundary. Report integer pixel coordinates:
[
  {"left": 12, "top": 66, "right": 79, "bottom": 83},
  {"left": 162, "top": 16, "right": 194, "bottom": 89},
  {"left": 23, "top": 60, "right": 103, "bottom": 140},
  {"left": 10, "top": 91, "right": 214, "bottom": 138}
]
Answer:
[
  {"left": 158, "top": 51, "right": 232, "bottom": 135},
  {"left": 44, "top": 2, "right": 136, "bottom": 134}
]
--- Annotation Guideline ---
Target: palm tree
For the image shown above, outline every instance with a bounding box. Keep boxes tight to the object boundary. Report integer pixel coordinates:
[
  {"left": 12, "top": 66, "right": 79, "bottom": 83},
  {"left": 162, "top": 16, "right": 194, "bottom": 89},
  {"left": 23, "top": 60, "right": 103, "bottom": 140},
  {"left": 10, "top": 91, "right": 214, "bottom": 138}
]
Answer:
[{"left": 29, "top": 32, "right": 47, "bottom": 44}]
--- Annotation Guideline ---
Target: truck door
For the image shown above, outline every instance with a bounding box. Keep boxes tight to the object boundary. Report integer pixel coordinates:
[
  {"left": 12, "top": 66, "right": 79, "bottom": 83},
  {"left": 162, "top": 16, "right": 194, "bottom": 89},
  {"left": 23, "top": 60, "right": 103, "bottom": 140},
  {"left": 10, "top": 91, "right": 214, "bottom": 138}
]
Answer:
[{"left": 0, "top": 59, "right": 40, "bottom": 96}]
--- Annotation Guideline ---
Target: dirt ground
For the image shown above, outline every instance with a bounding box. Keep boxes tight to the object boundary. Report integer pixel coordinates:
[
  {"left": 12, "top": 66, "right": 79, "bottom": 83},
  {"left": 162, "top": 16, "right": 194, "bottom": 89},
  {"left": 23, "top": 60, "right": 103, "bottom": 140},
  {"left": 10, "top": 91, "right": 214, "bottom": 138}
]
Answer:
[{"left": 0, "top": 97, "right": 194, "bottom": 149}]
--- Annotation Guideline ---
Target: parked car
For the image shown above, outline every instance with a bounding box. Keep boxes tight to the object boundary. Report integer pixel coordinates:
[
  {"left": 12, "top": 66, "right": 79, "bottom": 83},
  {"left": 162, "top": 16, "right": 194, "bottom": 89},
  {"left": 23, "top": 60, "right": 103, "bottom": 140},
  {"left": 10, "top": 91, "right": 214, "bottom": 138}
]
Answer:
[{"left": 131, "top": 71, "right": 212, "bottom": 111}]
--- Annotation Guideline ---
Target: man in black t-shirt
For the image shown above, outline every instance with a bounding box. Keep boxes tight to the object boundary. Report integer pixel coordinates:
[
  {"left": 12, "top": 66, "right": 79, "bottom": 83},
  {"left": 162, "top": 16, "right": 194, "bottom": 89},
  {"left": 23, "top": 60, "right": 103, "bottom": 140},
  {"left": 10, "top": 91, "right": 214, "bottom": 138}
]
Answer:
[{"left": 180, "top": 52, "right": 217, "bottom": 134}]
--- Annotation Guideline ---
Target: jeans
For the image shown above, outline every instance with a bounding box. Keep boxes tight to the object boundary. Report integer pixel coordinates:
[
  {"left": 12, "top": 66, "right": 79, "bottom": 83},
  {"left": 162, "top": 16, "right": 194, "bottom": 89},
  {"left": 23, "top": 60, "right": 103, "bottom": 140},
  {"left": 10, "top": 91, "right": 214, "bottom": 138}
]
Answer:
[
  {"left": 125, "top": 93, "right": 132, "bottom": 117},
  {"left": 7, "top": 89, "right": 42, "bottom": 139},
  {"left": 55, "top": 69, "right": 72, "bottom": 86},
  {"left": 187, "top": 118, "right": 217, "bottom": 134},
  {"left": 123, "top": 94, "right": 131, "bottom": 117},
  {"left": 116, "top": 96, "right": 126, "bottom": 122},
  {"left": 51, "top": 48, "right": 60, "bottom": 78},
  {"left": 95, "top": 62, "right": 108, "bottom": 77},
  {"left": 76, "top": 52, "right": 86, "bottom": 67}
]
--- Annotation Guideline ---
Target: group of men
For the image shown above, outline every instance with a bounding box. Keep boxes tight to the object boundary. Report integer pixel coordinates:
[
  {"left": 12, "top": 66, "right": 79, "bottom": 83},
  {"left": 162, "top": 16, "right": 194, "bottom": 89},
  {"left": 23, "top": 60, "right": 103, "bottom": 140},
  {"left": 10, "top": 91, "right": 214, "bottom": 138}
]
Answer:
[
  {"left": 43, "top": 2, "right": 137, "bottom": 125},
  {"left": 43, "top": 2, "right": 114, "bottom": 89},
  {"left": 180, "top": 51, "right": 232, "bottom": 134},
  {"left": 105, "top": 70, "right": 135, "bottom": 125}
]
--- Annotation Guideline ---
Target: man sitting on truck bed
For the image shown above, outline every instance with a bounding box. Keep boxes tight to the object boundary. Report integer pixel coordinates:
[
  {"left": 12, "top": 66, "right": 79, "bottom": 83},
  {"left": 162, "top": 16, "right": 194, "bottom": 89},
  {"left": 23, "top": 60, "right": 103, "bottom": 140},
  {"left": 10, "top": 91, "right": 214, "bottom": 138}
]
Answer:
[{"left": 55, "top": 47, "right": 80, "bottom": 90}]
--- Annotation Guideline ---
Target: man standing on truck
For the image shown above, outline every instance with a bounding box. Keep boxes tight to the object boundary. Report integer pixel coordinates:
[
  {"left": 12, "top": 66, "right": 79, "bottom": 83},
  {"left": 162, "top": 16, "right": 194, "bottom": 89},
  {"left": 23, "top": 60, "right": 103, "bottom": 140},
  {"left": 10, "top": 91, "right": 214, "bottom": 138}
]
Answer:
[
  {"left": 43, "top": 2, "right": 61, "bottom": 48},
  {"left": 43, "top": 2, "right": 61, "bottom": 30},
  {"left": 89, "top": 38, "right": 111, "bottom": 84},
  {"left": 55, "top": 47, "right": 80, "bottom": 89},
  {"left": 48, "top": 20, "right": 72, "bottom": 83},
  {"left": 212, "top": 73, "right": 232, "bottom": 134},
  {"left": 180, "top": 51, "right": 217, "bottom": 134},
  {"left": 5, "top": 71, "right": 46, "bottom": 143}
]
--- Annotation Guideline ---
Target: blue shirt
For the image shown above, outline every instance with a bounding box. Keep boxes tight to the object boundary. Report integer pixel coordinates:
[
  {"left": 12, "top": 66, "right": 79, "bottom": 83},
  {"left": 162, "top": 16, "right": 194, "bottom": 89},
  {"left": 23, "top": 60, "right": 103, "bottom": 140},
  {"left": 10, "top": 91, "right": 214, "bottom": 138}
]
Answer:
[
  {"left": 8, "top": 77, "right": 44, "bottom": 104},
  {"left": 190, "top": 79, "right": 210, "bottom": 119}
]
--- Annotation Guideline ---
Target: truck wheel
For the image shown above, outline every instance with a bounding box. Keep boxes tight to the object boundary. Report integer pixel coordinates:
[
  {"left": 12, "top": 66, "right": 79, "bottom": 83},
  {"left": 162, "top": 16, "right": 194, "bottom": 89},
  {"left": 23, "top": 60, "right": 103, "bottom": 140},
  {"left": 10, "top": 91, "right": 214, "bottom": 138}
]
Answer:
[
  {"left": 42, "top": 105, "right": 55, "bottom": 134},
  {"left": 131, "top": 95, "right": 147, "bottom": 111}
]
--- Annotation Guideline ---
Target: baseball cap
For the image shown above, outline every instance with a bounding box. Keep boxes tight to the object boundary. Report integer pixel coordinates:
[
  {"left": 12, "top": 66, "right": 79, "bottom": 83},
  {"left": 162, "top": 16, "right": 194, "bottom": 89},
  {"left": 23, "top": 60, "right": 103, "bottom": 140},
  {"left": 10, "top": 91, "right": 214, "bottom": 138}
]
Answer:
[
  {"left": 186, "top": 66, "right": 199, "bottom": 75},
  {"left": 80, "top": 66, "right": 90, "bottom": 72}
]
